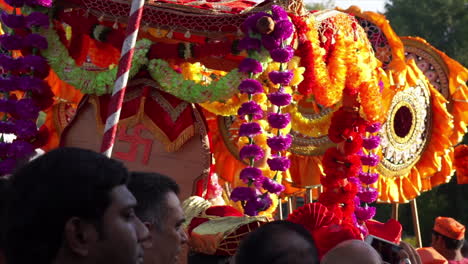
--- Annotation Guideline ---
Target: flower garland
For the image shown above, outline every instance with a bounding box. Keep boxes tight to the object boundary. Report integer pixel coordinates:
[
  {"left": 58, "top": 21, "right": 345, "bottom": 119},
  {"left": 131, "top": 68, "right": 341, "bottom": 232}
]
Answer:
[
  {"left": 200, "top": 93, "right": 268, "bottom": 116},
  {"left": 289, "top": 14, "right": 382, "bottom": 122},
  {"left": 0, "top": 1, "right": 53, "bottom": 175},
  {"left": 148, "top": 59, "right": 246, "bottom": 103},
  {"left": 41, "top": 27, "right": 151, "bottom": 95},
  {"left": 230, "top": 5, "right": 296, "bottom": 216},
  {"left": 318, "top": 103, "right": 382, "bottom": 236},
  {"left": 283, "top": 104, "right": 332, "bottom": 138}
]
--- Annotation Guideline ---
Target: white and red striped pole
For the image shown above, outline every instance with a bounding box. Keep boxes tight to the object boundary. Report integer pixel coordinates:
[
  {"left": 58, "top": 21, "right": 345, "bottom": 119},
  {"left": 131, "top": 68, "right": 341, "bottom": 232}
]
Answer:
[{"left": 101, "top": 0, "right": 145, "bottom": 157}]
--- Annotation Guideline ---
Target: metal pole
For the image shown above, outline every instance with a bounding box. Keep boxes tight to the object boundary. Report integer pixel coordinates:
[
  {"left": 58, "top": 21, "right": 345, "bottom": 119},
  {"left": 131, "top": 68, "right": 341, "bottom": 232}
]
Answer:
[
  {"left": 411, "top": 199, "right": 422, "bottom": 248},
  {"left": 392, "top": 203, "right": 399, "bottom": 220}
]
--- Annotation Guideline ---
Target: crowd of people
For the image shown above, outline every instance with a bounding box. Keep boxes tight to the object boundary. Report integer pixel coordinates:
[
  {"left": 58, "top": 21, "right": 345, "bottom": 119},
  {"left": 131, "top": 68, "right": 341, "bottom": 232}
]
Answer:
[{"left": 0, "top": 147, "right": 467, "bottom": 264}]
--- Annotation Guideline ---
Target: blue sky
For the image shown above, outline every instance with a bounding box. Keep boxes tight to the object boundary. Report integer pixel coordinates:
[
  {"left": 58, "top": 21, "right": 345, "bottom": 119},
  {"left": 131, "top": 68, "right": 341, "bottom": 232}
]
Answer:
[{"left": 305, "top": 0, "right": 387, "bottom": 12}]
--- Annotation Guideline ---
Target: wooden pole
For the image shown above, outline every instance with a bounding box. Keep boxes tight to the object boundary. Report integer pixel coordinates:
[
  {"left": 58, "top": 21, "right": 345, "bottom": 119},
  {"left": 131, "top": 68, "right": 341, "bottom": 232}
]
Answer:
[
  {"left": 287, "top": 196, "right": 295, "bottom": 214},
  {"left": 411, "top": 199, "right": 422, "bottom": 248},
  {"left": 392, "top": 203, "right": 399, "bottom": 220},
  {"left": 305, "top": 188, "right": 313, "bottom": 204},
  {"left": 278, "top": 199, "right": 284, "bottom": 220}
]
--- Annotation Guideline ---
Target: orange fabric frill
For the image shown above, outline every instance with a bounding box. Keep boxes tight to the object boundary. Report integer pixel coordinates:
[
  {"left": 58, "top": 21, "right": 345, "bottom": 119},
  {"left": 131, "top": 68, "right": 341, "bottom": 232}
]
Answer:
[
  {"left": 401, "top": 36, "right": 468, "bottom": 145},
  {"left": 375, "top": 61, "right": 454, "bottom": 203}
]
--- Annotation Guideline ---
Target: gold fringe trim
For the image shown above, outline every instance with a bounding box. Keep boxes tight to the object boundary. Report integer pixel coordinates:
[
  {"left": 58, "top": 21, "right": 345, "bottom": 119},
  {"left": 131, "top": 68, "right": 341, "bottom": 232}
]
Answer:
[{"left": 90, "top": 95, "right": 195, "bottom": 152}]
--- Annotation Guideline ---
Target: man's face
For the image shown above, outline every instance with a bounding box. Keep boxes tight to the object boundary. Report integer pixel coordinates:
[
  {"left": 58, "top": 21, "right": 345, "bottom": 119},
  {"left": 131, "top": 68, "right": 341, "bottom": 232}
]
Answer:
[
  {"left": 145, "top": 192, "right": 188, "bottom": 264},
  {"left": 90, "top": 185, "right": 149, "bottom": 264}
]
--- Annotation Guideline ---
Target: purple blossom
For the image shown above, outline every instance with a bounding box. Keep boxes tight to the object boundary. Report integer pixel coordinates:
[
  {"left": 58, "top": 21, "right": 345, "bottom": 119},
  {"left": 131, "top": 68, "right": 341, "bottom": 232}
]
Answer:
[
  {"left": 0, "top": 55, "right": 21, "bottom": 71},
  {"left": 241, "top": 12, "right": 269, "bottom": 34},
  {"left": 270, "top": 46, "right": 294, "bottom": 63},
  {"left": 360, "top": 153, "right": 380, "bottom": 166},
  {"left": 26, "top": 12, "right": 49, "bottom": 28},
  {"left": 357, "top": 187, "right": 378, "bottom": 203},
  {"left": 0, "top": 77, "right": 17, "bottom": 93},
  {"left": 0, "top": 34, "right": 24, "bottom": 50},
  {"left": 378, "top": 80, "right": 384, "bottom": 93},
  {"left": 1, "top": 12, "right": 25, "bottom": 28},
  {"left": 358, "top": 170, "right": 379, "bottom": 185},
  {"left": 230, "top": 187, "right": 256, "bottom": 202},
  {"left": 24, "top": 0, "right": 52, "bottom": 7},
  {"left": 239, "top": 122, "right": 262, "bottom": 137},
  {"left": 14, "top": 119, "right": 37, "bottom": 138},
  {"left": 261, "top": 35, "right": 281, "bottom": 51},
  {"left": 267, "top": 113, "right": 290, "bottom": 129},
  {"left": 17, "top": 76, "right": 48, "bottom": 94},
  {"left": 268, "top": 70, "right": 294, "bottom": 85},
  {"left": 357, "top": 222, "right": 369, "bottom": 236},
  {"left": 262, "top": 177, "right": 285, "bottom": 194},
  {"left": 353, "top": 196, "right": 361, "bottom": 207},
  {"left": 238, "top": 37, "right": 261, "bottom": 51},
  {"left": 273, "top": 20, "right": 294, "bottom": 40},
  {"left": 239, "top": 144, "right": 264, "bottom": 161},
  {"left": 0, "top": 142, "right": 10, "bottom": 157},
  {"left": 366, "top": 122, "right": 381, "bottom": 133},
  {"left": 267, "top": 91, "right": 292, "bottom": 106},
  {"left": 0, "top": 99, "right": 14, "bottom": 113},
  {"left": 267, "top": 134, "right": 292, "bottom": 152},
  {"left": 355, "top": 205, "right": 376, "bottom": 221},
  {"left": 267, "top": 155, "right": 291, "bottom": 171},
  {"left": 244, "top": 194, "right": 272, "bottom": 216},
  {"left": 240, "top": 167, "right": 264, "bottom": 184},
  {"left": 238, "top": 58, "right": 263, "bottom": 74},
  {"left": 0, "top": 158, "right": 16, "bottom": 175},
  {"left": 348, "top": 176, "right": 362, "bottom": 192},
  {"left": 22, "top": 55, "right": 49, "bottom": 76},
  {"left": 271, "top": 5, "right": 288, "bottom": 21},
  {"left": 238, "top": 101, "right": 263, "bottom": 119},
  {"left": 238, "top": 79, "right": 263, "bottom": 94},
  {"left": 4, "top": 0, "right": 24, "bottom": 8},
  {"left": 0, "top": 121, "right": 15, "bottom": 134},
  {"left": 15, "top": 98, "right": 40, "bottom": 119},
  {"left": 362, "top": 135, "right": 381, "bottom": 150},
  {"left": 24, "top": 33, "right": 48, "bottom": 49},
  {"left": 8, "top": 140, "right": 34, "bottom": 159}
]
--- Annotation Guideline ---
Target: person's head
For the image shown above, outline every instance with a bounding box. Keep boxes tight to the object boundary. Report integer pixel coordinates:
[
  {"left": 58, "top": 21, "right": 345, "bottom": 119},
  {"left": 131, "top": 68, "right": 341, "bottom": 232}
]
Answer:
[
  {"left": 461, "top": 240, "right": 468, "bottom": 258},
  {"left": 4, "top": 147, "right": 149, "bottom": 264},
  {"left": 188, "top": 252, "right": 231, "bottom": 264},
  {"left": 321, "top": 239, "right": 382, "bottom": 264},
  {"left": 234, "top": 220, "right": 319, "bottom": 264},
  {"left": 431, "top": 217, "right": 465, "bottom": 252},
  {"left": 127, "top": 172, "right": 187, "bottom": 264}
]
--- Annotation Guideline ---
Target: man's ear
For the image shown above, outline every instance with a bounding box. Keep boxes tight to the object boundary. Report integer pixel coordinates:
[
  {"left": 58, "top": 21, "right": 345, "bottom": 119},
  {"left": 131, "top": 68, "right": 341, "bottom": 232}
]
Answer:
[
  {"left": 64, "top": 217, "right": 99, "bottom": 256},
  {"left": 141, "top": 222, "right": 153, "bottom": 249}
]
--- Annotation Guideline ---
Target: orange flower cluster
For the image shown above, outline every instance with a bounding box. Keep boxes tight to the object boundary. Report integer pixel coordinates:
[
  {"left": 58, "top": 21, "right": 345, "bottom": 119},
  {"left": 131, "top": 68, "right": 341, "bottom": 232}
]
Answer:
[
  {"left": 296, "top": 14, "right": 383, "bottom": 122},
  {"left": 454, "top": 145, "right": 468, "bottom": 184}
]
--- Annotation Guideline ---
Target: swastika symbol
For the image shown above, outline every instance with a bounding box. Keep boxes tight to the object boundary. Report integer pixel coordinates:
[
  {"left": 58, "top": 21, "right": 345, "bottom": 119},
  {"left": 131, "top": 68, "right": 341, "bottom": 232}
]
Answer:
[{"left": 114, "top": 123, "right": 153, "bottom": 165}]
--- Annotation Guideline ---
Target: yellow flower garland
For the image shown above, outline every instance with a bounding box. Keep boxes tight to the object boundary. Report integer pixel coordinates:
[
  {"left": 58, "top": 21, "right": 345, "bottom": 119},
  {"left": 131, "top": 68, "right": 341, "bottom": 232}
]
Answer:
[{"left": 283, "top": 104, "right": 332, "bottom": 138}]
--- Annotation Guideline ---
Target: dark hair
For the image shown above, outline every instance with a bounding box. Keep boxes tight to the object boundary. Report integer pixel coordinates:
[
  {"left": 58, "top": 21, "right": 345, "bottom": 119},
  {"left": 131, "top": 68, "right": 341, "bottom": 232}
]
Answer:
[
  {"left": 188, "top": 252, "right": 231, "bottom": 264},
  {"left": 461, "top": 240, "right": 468, "bottom": 258},
  {"left": 0, "top": 178, "right": 10, "bottom": 250},
  {"left": 235, "top": 220, "right": 319, "bottom": 264},
  {"left": 127, "top": 171, "right": 179, "bottom": 229},
  {"left": 432, "top": 230, "right": 465, "bottom": 250},
  {"left": 4, "top": 147, "right": 129, "bottom": 264}
]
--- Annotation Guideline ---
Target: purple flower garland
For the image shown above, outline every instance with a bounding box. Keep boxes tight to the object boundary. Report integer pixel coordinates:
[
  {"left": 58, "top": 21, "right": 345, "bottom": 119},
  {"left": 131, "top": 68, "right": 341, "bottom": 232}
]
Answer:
[
  {"left": 0, "top": 2, "right": 52, "bottom": 175},
  {"left": 230, "top": 5, "right": 294, "bottom": 216},
  {"left": 353, "top": 122, "right": 382, "bottom": 235}
]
